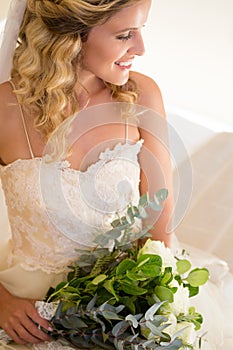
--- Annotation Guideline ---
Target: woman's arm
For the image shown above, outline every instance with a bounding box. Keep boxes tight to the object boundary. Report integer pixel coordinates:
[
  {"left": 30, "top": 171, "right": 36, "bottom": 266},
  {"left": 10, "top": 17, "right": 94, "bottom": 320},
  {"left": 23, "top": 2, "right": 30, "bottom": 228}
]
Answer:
[
  {"left": 0, "top": 283, "right": 52, "bottom": 344},
  {"left": 130, "top": 72, "right": 174, "bottom": 247}
]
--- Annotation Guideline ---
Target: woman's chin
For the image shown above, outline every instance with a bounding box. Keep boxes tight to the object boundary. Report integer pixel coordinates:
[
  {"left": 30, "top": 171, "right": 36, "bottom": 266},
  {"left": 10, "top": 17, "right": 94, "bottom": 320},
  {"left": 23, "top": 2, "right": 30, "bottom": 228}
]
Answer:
[{"left": 106, "top": 71, "right": 130, "bottom": 86}]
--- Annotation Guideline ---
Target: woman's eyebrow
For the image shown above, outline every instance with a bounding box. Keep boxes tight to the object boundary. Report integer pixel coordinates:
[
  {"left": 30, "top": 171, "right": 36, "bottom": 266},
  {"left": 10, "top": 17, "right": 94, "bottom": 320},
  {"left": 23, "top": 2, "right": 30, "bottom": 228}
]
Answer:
[
  {"left": 113, "top": 25, "right": 146, "bottom": 34},
  {"left": 113, "top": 27, "right": 139, "bottom": 34}
]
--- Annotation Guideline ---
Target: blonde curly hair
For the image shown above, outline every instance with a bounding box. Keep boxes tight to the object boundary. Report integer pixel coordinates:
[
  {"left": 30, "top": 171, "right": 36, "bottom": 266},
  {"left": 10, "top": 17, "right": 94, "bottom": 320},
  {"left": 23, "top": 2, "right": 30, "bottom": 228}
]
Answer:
[{"left": 11, "top": 0, "right": 141, "bottom": 139}]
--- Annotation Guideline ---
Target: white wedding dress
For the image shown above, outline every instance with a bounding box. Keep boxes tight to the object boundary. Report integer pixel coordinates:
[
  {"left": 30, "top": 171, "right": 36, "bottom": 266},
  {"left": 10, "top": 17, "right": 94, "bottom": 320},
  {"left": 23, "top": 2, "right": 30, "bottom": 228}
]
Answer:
[{"left": 0, "top": 103, "right": 233, "bottom": 350}]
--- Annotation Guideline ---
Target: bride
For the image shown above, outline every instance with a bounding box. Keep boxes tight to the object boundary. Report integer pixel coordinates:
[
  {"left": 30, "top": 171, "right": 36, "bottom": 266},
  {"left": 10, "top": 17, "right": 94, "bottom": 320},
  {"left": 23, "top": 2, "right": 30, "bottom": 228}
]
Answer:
[{"left": 0, "top": 0, "right": 232, "bottom": 349}]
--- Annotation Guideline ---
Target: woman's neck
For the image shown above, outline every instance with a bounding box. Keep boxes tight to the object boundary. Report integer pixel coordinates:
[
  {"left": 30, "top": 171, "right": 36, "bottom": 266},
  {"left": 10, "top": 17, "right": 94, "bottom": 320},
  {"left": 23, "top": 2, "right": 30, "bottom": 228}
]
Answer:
[{"left": 76, "top": 72, "right": 109, "bottom": 109}]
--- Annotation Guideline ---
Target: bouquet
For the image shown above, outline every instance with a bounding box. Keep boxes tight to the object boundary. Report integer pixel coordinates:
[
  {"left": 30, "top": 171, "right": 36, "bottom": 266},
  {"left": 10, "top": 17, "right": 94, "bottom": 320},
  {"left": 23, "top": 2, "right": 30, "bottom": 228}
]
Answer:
[{"left": 42, "top": 190, "right": 209, "bottom": 350}]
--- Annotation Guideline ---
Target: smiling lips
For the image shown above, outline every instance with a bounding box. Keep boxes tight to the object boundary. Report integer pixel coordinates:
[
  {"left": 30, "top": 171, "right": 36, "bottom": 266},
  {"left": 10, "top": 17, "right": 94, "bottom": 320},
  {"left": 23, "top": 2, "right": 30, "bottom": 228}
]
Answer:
[{"left": 115, "top": 60, "right": 133, "bottom": 69}]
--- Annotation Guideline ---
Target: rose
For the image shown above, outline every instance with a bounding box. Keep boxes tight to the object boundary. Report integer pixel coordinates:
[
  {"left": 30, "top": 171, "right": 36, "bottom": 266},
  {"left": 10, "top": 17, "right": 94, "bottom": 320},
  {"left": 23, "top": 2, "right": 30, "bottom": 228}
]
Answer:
[
  {"left": 163, "top": 313, "right": 177, "bottom": 335},
  {"left": 175, "top": 321, "right": 196, "bottom": 345},
  {"left": 163, "top": 317, "right": 196, "bottom": 347},
  {"left": 138, "top": 239, "right": 177, "bottom": 272},
  {"left": 169, "top": 284, "right": 190, "bottom": 316}
]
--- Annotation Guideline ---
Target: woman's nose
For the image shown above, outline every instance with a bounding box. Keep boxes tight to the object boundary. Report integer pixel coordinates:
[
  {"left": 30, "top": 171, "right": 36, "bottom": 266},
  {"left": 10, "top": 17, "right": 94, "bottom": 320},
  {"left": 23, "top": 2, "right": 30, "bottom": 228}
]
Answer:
[{"left": 128, "top": 32, "right": 145, "bottom": 56}]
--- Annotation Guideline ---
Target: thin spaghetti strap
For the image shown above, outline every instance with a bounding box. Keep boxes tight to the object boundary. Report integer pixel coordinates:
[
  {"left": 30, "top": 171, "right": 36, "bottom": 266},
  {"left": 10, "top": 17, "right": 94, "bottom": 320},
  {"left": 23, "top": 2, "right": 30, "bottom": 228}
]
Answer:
[
  {"left": 8, "top": 80, "right": 35, "bottom": 159},
  {"left": 125, "top": 119, "right": 129, "bottom": 143}
]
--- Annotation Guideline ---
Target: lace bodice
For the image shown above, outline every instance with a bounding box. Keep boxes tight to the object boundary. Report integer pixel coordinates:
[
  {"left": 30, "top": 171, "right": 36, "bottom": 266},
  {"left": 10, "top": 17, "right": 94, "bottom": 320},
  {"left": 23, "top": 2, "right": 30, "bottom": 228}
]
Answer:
[{"left": 0, "top": 140, "right": 143, "bottom": 274}]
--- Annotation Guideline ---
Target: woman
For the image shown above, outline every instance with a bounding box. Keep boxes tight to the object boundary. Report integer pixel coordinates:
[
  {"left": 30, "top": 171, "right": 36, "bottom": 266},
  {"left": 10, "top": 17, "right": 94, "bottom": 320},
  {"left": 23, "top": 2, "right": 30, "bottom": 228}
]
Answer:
[
  {"left": 0, "top": 0, "right": 175, "bottom": 348},
  {"left": 1, "top": 1, "right": 233, "bottom": 350}
]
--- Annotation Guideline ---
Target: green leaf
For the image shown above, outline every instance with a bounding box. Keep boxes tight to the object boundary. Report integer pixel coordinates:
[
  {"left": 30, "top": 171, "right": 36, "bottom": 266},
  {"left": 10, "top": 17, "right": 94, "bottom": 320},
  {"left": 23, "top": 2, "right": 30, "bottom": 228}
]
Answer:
[
  {"left": 116, "top": 259, "right": 136, "bottom": 275},
  {"left": 161, "top": 268, "right": 173, "bottom": 285},
  {"left": 140, "top": 263, "right": 161, "bottom": 277},
  {"left": 186, "top": 268, "right": 209, "bottom": 287},
  {"left": 137, "top": 253, "right": 162, "bottom": 268},
  {"left": 121, "top": 282, "right": 147, "bottom": 295},
  {"left": 176, "top": 259, "right": 192, "bottom": 274},
  {"left": 103, "top": 279, "right": 119, "bottom": 300},
  {"left": 187, "top": 284, "right": 199, "bottom": 297},
  {"left": 155, "top": 285, "right": 174, "bottom": 303},
  {"left": 126, "top": 271, "right": 148, "bottom": 281},
  {"left": 119, "top": 296, "right": 136, "bottom": 314},
  {"left": 92, "top": 274, "right": 107, "bottom": 285}
]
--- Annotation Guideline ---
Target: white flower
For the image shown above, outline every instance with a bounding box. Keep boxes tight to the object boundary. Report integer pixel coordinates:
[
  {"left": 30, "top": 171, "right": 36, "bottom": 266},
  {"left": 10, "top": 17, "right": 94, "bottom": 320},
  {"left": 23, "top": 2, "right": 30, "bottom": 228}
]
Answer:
[
  {"left": 169, "top": 285, "right": 190, "bottom": 316},
  {"left": 169, "top": 278, "right": 179, "bottom": 288},
  {"left": 175, "top": 321, "right": 196, "bottom": 345},
  {"left": 138, "top": 239, "right": 177, "bottom": 272},
  {"left": 163, "top": 313, "right": 177, "bottom": 336}
]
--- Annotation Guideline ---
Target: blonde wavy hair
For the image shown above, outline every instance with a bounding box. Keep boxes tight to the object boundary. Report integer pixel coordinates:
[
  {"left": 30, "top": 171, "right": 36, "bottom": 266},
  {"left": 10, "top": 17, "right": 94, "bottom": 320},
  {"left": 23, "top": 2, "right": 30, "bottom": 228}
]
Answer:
[{"left": 11, "top": 0, "right": 142, "bottom": 139}]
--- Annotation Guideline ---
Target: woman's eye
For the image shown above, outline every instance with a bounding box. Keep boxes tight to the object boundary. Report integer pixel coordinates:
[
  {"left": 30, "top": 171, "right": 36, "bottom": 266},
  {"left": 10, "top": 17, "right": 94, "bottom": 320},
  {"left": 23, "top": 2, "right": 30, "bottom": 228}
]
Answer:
[{"left": 116, "top": 32, "right": 133, "bottom": 41}]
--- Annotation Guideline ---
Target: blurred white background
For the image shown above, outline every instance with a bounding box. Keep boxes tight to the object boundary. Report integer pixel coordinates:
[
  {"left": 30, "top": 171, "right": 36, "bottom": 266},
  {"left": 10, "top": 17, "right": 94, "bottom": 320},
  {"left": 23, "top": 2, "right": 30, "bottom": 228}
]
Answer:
[
  {"left": 137, "top": 0, "right": 233, "bottom": 132},
  {"left": 1, "top": 0, "right": 233, "bottom": 131}
]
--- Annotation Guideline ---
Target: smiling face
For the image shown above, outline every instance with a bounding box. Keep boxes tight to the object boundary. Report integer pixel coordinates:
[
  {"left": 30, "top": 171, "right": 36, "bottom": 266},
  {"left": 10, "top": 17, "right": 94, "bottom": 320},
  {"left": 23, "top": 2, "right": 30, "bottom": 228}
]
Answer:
[{"left": 80, "top": 0, "right": 152, "bottom": 86}]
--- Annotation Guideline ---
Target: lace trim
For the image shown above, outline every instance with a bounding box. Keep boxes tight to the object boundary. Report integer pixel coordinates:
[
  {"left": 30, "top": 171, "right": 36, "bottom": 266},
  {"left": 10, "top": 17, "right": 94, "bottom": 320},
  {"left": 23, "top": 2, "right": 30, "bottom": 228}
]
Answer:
[
  {"left": 35, "top": 301, "right": 58, "bottom": 320},
  {"left": 0, "top": 139, "right": 143, "bottom": 173},
  {"left": 0, "top": 330, "right": 11, "bottom": 346},
  {"left": 32, "top": 342, "right": 75, "bottom": 350}
]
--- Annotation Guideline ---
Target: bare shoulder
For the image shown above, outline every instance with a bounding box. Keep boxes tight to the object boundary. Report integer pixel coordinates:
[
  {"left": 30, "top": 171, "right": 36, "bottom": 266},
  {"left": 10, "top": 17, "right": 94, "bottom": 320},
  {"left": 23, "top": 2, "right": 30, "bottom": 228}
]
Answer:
[
  {"left": 0, "top": 82, "right": 10, "bottom": 128},
  {"left": 0, "top": 81, "right": 13, "bottom": 116},
  {"left": 130, "top": 71, "right": 165, "bottom": 118},
  {"left": 0, "top": 81, "right": 17, "bottom": 148}
]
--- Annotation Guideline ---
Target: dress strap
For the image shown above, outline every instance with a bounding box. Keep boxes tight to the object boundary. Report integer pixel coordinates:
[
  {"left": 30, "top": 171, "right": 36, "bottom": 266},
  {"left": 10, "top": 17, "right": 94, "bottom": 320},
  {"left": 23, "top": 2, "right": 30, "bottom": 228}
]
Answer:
[
  {"left": 125, "top": 119, "right": 129, "bottom": 143},
  {"left": 9, "top": 80, "right": 35, "bottom": 159}
]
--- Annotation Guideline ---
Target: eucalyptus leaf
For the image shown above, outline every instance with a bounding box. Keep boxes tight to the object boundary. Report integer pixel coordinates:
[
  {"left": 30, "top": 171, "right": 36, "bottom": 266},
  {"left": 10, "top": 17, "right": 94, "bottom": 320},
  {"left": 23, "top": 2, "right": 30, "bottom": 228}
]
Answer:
[
  {"left": 102, "top": 311, "right": 123, "bottom": 320},
  {"left": 186, "top": 268, "right": 209, "bottom": 287},
  {"left": 69, "top": 334, "right": 94, "bottom": 348},
  {"left": 155, "top": 189, "right": 168, "bottom": 202},
  {"left": 157, "top": 338, "right": 183, "bottom": 349},
  {"left": 176, "top": 259, "right": 192, "bottom": 275},
  {"left": 149, "top": 200, "right": 162, "bottom": 211},
  {"left": 145, "top": 301, "right": 166, "bottom": 321},
  {"left": 112, "top": 320, "right": 130, "bottom": 337},
  {"left": 138, "top": 205, "right": 148, "bottom": 218},
  {"left": 139, "top": 194, "right": 148, "bottom": 206},
  {"left": 125, "top": 314, "right": 139, "bottom": 328},
  {"left": 60, "top": 315, "right": 88, "bottom": 329},
  {"left": 145, "top": 320, "right": 167, "bottom": 338},
  {"left": 86, "top": 294, "right": 97, "bottom": 312}
]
